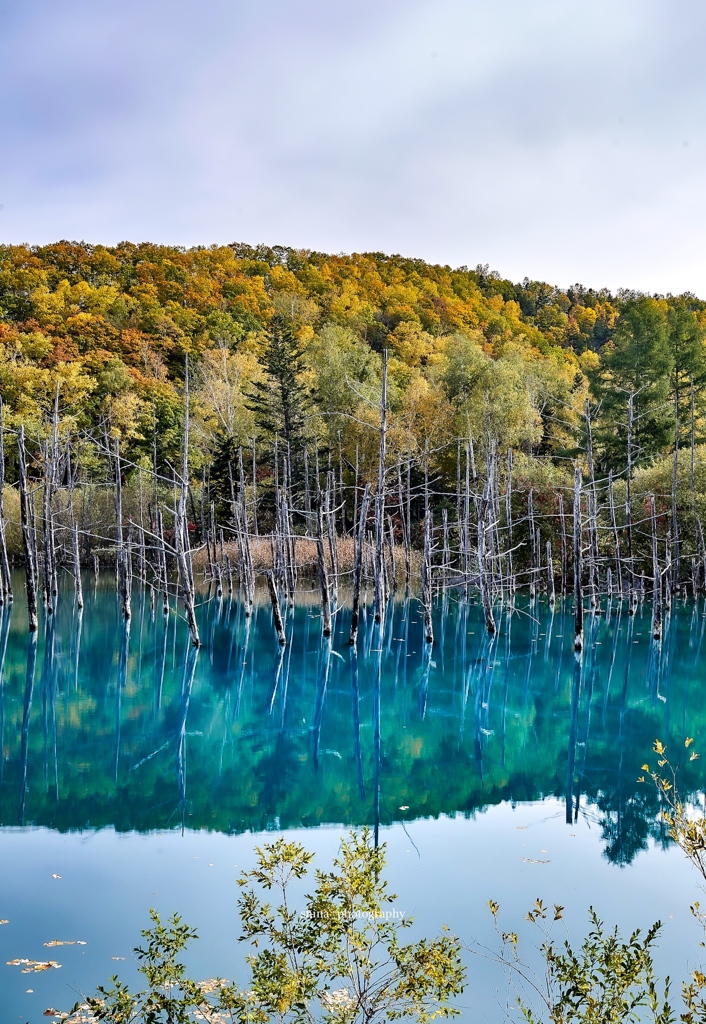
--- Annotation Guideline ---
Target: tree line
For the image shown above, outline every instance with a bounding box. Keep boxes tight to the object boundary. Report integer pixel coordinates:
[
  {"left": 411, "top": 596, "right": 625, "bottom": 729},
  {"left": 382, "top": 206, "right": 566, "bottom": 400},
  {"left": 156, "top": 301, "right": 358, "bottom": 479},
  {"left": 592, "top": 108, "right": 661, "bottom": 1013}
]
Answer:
[{"left": 1, "top": 240, "right": 704, "bottom": 480}]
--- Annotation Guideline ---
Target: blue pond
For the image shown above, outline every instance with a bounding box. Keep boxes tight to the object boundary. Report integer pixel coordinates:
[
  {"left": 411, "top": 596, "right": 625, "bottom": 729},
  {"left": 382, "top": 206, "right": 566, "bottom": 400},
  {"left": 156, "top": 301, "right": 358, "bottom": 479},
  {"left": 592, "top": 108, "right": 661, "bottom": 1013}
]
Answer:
[{"left": 0, "top": 573, "right": 704, "bottom": 1020}]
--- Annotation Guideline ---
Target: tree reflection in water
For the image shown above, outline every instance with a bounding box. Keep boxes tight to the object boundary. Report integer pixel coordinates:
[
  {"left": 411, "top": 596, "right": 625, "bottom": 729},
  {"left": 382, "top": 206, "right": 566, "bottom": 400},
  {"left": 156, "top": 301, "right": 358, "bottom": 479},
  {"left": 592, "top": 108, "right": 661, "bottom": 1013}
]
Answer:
[{"left": 0, "top": 571, "right": 704, "bottom": 866}]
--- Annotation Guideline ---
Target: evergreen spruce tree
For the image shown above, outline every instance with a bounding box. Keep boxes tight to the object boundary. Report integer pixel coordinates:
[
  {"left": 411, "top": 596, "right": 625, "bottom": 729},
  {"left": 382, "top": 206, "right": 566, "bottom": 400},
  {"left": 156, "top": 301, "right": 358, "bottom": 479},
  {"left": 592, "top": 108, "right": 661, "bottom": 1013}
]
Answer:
[
  {"left": 667, "top": 298, "right": 706, "bottom": 443},
  {"left": 249, "top": 313, "right": 311, "bottom": 469},
  {"left": 593, "top": 296, "right": 674, "bottom": 471}
]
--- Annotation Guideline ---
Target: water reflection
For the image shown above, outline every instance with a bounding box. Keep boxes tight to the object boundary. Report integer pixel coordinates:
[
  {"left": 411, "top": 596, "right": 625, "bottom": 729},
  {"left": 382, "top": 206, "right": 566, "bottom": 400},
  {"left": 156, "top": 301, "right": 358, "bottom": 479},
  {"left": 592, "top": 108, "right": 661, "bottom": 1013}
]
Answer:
[{"left": 0, "top": 573, "right": 704, "bottom": 865}]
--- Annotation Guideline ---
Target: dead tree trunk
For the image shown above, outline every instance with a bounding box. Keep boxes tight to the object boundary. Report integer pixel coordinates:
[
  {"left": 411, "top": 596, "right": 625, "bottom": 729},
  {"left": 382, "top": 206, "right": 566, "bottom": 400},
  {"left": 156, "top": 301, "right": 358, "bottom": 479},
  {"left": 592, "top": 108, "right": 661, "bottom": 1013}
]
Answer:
[
  {"left": 478, "top": 482, "right": 496, "bottom": 635},
  {"left": 558, "top": 492, "right": 567, "bottom": 598},
  {"left": 304, "top": 448, "right": 312, "bottom": 533},
  {"left": 349, "top": 484, "right": 371, "bottom": 646},
  {"left": 573, "top": 466, "right": 584, "bottom": 652},
  {"left": 608, "top": 470, "right": 623, "bottom": 596},
  {"left": 72, "top": 522, "right": 83, "bottom": 610},
  {"left": 175, "top": 359, "right": 199, "bottom": 646},
  {"left": 338, "top": 430, "right": 346, "bottom": 537},
  {"left": 691, "top": 377, "right": 696, "bottom": 515},
  {"left": 0, "top": 398, "right": 12, "bottom": 604},
  {"left": 41, "top": 443, "right": 54, "bottom": 612},
  {"left": 18, "top": 426, "right": 39, "bottom": 632},
  {"left": 252, "top": 438, "right": 258, "bottom": 537},
  {"left": 326, "top": 472, "right": 339, "bottom": 606},
  {"left": 397, "top": 455, "right": 411, "bottom": 585},
  {"left": 156, "top": 507, "right": 169, "bottom": 615},
  {"left": 210, "top": 502, "right": 222, "bottom": 597},
  {"left": 626, "top": 391, "right": 636, "bottom": 612},
  {"left": 241, "top": 500, "right": 255, "bottom": 613},
  {"left": 585, "top": 400, "right": 599, "bottom": 608},
  {"left": 67, "top": 447, "right": 83, "bottom": 611},
  {"left": 137, "top": 470, "right": 146, "bottom": 583},
  {"left": 442, "top": 508, "right": 450, "bottom": 582},
  {"left": 671, "top": 390, "right": 680, "bottom": 592},
  {"left": 42, "top": 382, "right": 60, "bottom": 606},
  {"left": 528, "top": 490, "right": 537, "bottom": 599},
  {"left": 266, "top": 570, "right": 286, "bottom": 644},
  {"left": 387, "top": 514, "right": 397, "bottom": 590},
  {"left": 649, "top": 494, "right": 662, "bottom": 641},
  {"left": 463, "top": 441, "right": 471, "bottom": 584},
  {"left": 316, "top": 491, "right": 332, "bottom": 637},
  {"left": 505, "top": 448, "right": 514, "bottom": 593},
  {"left": 374, "top": 350, "right": 388, "bottom": 623},
  {"left": 422, "top": 511, "right": 434, "bottom": 643},
  {"left": 114, "top": 438, "right": 131, "bottom": 621}
]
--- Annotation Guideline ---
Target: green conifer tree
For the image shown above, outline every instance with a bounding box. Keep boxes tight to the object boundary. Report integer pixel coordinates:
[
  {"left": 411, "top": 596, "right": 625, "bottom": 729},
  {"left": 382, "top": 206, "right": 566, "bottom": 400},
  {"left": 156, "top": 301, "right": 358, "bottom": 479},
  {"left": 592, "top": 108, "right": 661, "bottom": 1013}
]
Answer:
[
  {"left": 593, "top": 296, "right": 674, "bottom": 471},
  {"left": 249, "top": 314, "right": 310, "bottom": 454},
  {"left": 666, "top": 298, "right": 706, "bottom": 443}
]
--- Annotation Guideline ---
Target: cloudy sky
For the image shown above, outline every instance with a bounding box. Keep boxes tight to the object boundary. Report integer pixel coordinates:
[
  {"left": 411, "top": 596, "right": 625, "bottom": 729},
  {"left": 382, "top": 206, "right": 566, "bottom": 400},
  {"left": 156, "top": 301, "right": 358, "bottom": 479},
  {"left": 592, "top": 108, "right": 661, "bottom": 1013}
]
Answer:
[{"left": 1, "top": 0, "right": 704, "bottom": 294}]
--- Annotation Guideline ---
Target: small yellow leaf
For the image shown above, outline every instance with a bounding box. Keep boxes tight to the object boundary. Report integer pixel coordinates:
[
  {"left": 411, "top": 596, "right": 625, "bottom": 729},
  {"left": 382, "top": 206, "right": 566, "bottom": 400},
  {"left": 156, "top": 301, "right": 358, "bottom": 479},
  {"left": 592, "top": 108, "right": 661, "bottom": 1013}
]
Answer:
[
  {"left": 641, "top": 764, "right": 650, "bottom": 771},
  {"left": 686, "top": 737, "right": 694, "bottom": 748},
  {"left": 691, "top": 752, "right": 700, "bottom": 761}
]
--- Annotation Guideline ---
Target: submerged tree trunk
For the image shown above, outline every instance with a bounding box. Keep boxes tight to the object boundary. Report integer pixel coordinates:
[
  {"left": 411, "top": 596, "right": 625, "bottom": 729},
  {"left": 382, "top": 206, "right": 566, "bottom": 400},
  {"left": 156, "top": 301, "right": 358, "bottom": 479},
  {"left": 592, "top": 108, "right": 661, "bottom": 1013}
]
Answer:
[
  {"left": 374, "top": 350, "right": 388, "bottom": 623},
  {"left": 349, "top": 484, "right": 371, "bottom": 646},
  {"left": 0, "top": 398, "right": 12, "bottom": 605},
  {"left": 573, "top": 466, "right": 584, "bottom": 652},
  {"left": 422, "top": 511, "right": 434, "bottom": 643},
  {"left": 18, "top": 426, "right": 39, "bottom": 632},
  {"left": 626, "top": 391, "right": 636, "bottom": 613},
  {"left": 316, "top": 491, "right": 332, "bottom": 638},
  {"left": 175, "top": 359, "right": 199, "bottom": 646},
  {"left": 650, "top": 494, "right": 662, "bottom": 641},
  {"left": 608, "top": 470, "right": 623, "bottom": 597},
  {"left": 266, "top": 570, "right": 286, "bottom": 645},
  {"left": 114, "top": 438, "right": 131, "bottom": 621}
]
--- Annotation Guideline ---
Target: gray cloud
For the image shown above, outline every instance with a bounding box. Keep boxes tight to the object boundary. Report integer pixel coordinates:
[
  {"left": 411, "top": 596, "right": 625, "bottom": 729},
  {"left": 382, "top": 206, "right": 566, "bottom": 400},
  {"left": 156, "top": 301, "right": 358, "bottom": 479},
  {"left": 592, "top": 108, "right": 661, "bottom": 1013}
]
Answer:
[{"left": 0, "top": 0, "right": 705, "bottom": 293}]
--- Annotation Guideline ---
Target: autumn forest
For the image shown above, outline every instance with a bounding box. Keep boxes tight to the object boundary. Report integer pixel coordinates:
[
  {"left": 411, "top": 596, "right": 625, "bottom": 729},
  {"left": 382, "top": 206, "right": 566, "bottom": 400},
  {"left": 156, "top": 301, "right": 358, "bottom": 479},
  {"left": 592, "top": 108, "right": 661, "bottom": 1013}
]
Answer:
[{"left": 0, "top": 239, "right": 705, "bottom": 603}]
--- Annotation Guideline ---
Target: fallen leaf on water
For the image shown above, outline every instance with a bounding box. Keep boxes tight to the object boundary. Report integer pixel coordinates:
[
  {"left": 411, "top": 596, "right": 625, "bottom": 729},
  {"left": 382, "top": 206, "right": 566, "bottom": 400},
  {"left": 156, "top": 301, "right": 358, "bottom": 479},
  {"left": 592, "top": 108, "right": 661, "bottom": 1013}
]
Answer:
[
  {"left": 521, "top": 857, "right": 551, "bottom": 864},
  {"left": 7, "top": 958, "right": 62, "bottom": 972},
  {"left": 0, "top": 919, "right": 8, "bottom": 925}
]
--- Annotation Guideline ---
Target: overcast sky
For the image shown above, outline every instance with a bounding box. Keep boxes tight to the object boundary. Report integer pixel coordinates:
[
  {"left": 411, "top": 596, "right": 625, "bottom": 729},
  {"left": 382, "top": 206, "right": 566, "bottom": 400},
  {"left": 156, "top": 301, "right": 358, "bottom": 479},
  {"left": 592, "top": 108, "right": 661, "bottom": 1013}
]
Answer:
[{"left": 1, "top": 0, "right": 704, "bottom": 294}]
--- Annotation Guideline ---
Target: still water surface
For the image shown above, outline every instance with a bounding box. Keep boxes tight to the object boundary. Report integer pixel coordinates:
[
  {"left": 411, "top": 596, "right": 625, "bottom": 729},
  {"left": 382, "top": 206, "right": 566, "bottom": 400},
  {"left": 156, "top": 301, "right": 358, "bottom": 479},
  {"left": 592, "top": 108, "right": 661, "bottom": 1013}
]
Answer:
[{"left": 0, "top": 574, "right": 705, "bottom": 1020}]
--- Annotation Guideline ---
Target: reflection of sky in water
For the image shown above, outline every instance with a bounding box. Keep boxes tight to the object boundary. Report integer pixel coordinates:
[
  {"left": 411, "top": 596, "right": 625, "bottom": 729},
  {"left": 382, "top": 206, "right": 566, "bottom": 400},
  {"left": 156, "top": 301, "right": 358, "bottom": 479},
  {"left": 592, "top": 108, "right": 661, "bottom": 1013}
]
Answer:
[{"left": 0, "top": 574, "right": 705, "bottom": 1019}]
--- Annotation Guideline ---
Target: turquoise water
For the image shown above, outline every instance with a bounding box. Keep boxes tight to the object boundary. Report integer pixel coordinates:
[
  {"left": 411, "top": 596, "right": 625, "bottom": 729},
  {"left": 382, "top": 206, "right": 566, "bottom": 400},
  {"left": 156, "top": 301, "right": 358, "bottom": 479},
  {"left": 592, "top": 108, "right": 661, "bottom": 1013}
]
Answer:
[{"left": 1, "top": 573, "right": 705, "bottom": 1020}]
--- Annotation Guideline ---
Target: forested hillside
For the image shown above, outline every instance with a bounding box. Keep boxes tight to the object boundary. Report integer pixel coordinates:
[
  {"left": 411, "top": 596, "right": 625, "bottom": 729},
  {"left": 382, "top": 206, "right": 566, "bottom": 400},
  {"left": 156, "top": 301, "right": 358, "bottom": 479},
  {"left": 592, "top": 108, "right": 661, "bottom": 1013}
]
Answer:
[{"left": 0, "top": 239, "right": 704, "bottom": 492}]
